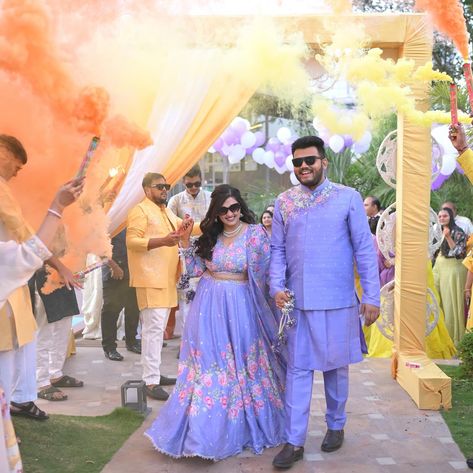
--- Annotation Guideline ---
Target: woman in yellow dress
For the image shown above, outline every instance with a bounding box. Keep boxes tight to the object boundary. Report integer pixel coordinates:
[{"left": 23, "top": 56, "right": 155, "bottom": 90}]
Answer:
[
  {"left": 433, "top": 207, "right": 468, "bottom": 345},
  {"left": 367, "top": 255, "right": 456, "bottom": 359}
]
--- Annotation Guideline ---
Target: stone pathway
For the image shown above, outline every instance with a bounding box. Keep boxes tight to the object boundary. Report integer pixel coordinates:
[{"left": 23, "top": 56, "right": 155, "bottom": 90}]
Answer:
[{"left": 40, "top": 339, "right": 468, "bottom": 472}]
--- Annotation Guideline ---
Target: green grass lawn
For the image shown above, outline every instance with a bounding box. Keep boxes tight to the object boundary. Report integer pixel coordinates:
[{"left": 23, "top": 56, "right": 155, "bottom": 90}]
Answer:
[
  {"left": 439, "top": 365, "right": 473, "bottom": 459},
  {"left": 13, "top": 408, "right": 144, "bottom": 473}
]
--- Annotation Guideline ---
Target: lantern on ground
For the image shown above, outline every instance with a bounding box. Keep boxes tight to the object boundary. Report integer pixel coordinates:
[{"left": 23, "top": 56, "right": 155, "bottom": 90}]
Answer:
[{"left": 121, "top": 380, "right": 151, "bottom": 416}]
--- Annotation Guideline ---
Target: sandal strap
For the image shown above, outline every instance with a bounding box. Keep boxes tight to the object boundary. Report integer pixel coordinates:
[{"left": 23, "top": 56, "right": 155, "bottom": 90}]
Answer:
[
  {"left": 52, "top": 375, "right": 83, "bottom": 387},
  {"left": 11, "top": 401, "right": 47, "bottom": 417}
]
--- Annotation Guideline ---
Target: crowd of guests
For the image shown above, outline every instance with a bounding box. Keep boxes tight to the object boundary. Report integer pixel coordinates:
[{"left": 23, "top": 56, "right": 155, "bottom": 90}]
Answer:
[
  {"left": 2, "top": 124, "right": 473, "bottom": 470},
  {"left": 362, "top": 191, "right": 473, "bottom": 351}
]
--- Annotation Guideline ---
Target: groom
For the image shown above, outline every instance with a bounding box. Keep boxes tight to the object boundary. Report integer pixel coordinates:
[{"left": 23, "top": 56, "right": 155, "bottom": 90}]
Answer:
[{"left": 269, "top": 135, "right": 380, "bottom": 469}]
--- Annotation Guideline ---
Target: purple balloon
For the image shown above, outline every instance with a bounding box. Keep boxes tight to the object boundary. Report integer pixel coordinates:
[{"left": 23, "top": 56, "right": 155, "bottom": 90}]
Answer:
[
  {"left": 231, "top": 119, "right": 248, "bottom": 135},
  {"left": 274, "top": 151, "right": 286, "bottom": 167},
  {"left": 266, "top": 137, "right": 281, "bottom": 153},
  {"left": 222, "top": 129, "right": 239, "bottom": 146},
  {"left": 254, "top": 131, "right": 265, "bottom": 147},
  {"left": 283, "top": 143, "right": 292, "bottom": 155},
  {"left": 431, "top": 173, "right": 449, "bottom": 191},
  {"left": 343, "top": 135, "right": 353, "bottom": 148},
  {"left": 246, "top": 144, "right": 258, "bottom": 155},
  {"left": 213, "top": 137, "right": 224, "bottom": 152}
]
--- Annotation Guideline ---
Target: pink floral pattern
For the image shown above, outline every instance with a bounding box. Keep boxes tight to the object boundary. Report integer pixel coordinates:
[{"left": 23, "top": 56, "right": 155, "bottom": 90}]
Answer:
[
  {"left": 176, "top": 340, "right": 284, "bottom": 421},
  {"left": 277, "top": 182, "right": 341, "bottom": 225}
]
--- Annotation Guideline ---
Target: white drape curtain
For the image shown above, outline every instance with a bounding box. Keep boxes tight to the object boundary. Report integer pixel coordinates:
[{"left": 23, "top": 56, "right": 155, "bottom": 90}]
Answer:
[{"left": 107, "top": 51, "right": 219, "bottom": 233}]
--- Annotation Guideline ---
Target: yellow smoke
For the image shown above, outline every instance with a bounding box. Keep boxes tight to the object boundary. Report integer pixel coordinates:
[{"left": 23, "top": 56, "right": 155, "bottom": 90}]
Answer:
[
  {"left": 312, "top": 97, "right": 370, "bottom": 140},
  {"left": 230, "top": 17, "right": 310, "bottom": 108}
]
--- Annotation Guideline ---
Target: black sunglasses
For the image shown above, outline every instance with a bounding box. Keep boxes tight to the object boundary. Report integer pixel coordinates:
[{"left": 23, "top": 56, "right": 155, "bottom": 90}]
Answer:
[
  {"left": 217, "top": 203, "right": 241, "bottom": 216},
  {"left": 149, "top": 183, "right": 171, "bottom": 191},
  {"left": 185, "top": 182, "right": 202, "bottom": 189},
  {"left": 292, "top": 155, "right": 323, "bottom": 167}
]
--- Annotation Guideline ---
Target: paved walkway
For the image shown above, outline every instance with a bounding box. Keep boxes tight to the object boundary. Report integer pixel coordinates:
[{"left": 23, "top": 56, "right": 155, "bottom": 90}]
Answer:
[{"left": 40, "top": 339, "right": 468, "bottom": 472}]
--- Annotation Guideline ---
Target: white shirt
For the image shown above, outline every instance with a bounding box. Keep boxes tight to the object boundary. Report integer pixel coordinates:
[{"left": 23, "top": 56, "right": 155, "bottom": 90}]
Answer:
[
  {"left": 167, "top": 189, "right": 212, "bottom": 223},
  {"left": 0, "top": 237, "right": 51, "bottom": 309}
]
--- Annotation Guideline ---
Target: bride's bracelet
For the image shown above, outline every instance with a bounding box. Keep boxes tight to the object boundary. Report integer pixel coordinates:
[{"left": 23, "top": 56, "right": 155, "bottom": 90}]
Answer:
[{"left": 47, "top": 208, "right": 62, "bottom": 219}]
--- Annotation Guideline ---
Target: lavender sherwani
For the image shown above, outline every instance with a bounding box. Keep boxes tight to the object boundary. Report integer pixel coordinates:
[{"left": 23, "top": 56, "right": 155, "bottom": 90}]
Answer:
[
  {"left": 270, "top": 179, "right": 379, "bottom": 312},
  {"left": 270, "top": 178, "right": 380, "bottom": 443}
]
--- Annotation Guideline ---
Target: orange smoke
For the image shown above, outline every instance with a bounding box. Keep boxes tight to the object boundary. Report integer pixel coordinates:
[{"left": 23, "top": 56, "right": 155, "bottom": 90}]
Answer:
[
  {"left": 73, "top": 87, "right": 111, "bottom": 135},
  {"left": 0, "top": 0, "right": 152, "bottom": 275},
  {"left": 415, "top": 0, "right": 470, "bottom": 59},
  {"left": 104, "top": 116, "right": 152, "bottom": 150}
]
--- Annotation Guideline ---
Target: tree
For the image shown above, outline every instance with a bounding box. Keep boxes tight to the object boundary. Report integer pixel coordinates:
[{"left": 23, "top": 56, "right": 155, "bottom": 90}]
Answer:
[{"left": 354, "top": 0, "right": 473, "bottom": 81}]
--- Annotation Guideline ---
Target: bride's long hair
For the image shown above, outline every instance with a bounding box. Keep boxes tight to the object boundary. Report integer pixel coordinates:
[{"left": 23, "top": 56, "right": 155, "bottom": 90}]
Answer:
[{"left": 195, "top": 184, "right": 255, "bottom": 261}]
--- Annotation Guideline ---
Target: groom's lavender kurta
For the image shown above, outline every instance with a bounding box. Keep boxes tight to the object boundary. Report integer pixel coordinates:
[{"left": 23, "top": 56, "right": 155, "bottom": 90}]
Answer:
[
  {"left": 270, "top": 178, "right": 380, "bottom": 372},
  {"left": 270, "top": 178, "right": 379, "bottom": 310}
]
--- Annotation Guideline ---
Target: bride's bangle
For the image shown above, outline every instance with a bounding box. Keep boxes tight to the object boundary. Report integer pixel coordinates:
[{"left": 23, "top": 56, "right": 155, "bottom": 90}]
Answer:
[{"left": 47, "top": 208, "right": 62, "bottom": 219}]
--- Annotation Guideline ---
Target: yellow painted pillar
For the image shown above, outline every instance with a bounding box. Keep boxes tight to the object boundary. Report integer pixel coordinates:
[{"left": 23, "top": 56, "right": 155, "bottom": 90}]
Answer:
[{"left": 394, "top": 15, "right": 451, "bottom": 409}]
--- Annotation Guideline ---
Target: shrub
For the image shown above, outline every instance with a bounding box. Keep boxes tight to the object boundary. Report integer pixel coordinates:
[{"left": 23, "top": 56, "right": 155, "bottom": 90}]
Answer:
[{"left": 457, "top": 330, "right": 473, "bottom": 378}]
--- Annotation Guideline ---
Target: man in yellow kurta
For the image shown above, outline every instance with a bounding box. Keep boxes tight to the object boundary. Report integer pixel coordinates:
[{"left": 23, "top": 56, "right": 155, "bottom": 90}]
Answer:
[
  {"left": 0, "top": 136, "right": 51, "bottom": 423},
  {"left": 0, "top": 135, "right": 78, "bottom": 419},
  {"left": 127, "top": 172, "right": 192, "bottom": 401}
]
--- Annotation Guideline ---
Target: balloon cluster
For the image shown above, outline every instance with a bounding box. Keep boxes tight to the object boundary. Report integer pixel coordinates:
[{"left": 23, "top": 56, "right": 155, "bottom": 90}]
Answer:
[
  {"left": 251, "top": 126, "right": 298, "bottom": 176},
  {"left": 209, "top": 117, "right": 298, "bottom": 174},
  {"left": 209, "top": 116, "right": 373, "bottom": 187},
  {"left": 210, "top": 117, "right": 265, "bottom": 165},
  {"left": 312, "top": 119, "right": 372, "bottom": 155}
]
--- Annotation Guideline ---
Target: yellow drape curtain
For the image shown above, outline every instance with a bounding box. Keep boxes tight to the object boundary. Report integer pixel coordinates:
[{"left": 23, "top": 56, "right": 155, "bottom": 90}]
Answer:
[
  {"left": 163, "top": 73, "right": 257, "bottom": 186},
  {"left": 107, "top": 49, "right": 260, "bottom": 235}
]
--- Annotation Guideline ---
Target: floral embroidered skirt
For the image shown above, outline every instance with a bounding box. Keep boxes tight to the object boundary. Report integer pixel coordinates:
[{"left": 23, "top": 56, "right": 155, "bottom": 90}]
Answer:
[{"left": 145, "top": 276, "right": 285, "bottom": 460}]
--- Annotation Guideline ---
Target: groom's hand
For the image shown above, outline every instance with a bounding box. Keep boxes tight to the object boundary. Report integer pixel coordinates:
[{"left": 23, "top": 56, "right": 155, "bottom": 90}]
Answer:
[
  {"left": 360, "top": 303, "right": 380, "bottom": 326},
  {"left": 275, "top": 291, "right": 290, "bottom": 309}
]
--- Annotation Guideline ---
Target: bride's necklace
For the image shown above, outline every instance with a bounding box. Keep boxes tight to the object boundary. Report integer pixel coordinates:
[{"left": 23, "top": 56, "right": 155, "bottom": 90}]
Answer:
[{"left": 223, "top": 222, "right": 243, "bottom": 238}]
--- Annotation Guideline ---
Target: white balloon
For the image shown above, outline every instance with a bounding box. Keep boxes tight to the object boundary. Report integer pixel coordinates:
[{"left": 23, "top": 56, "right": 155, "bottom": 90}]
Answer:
[
  {"left": 263, "top": 150, "right": 275, "bottom": 168},
  {"left": 252, "top": 147, "right": 265, "bottom": 164},
  {"left": 285, "top": 154, "right": 294, "bottom": 172},
  {"left": 290, "top": 172, "right": 299, "bottom": 186},
  {"left": 228, "top": 144, "right": 245, "bottom": 162},
  {"left": 208, "top": 145, "right": 216, "bottom": 153},
  {"left": 352, "top": 140, "right": 370, "bottom": 154},
  {"left": 359, "top": 130, "right": 372, "bottom": 147},
  {"left": 440, "top": 153, "right": 456, "bottom": 175},
  {"left": 221, "top": 143, "right": 231, "bottom": 156},
  {"left": 277, "top": 127, "right": 292, "bottom": 145},
  {"left": 240, "top": 131, "right": 256, "bottom": 149},
  {"left": 329, "top": 135, "right": 345, "bottom": 154}
]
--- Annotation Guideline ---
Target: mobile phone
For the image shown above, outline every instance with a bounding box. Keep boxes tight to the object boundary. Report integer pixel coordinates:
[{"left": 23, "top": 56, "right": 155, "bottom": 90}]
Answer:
[{"left": 76, "top": 136, "right": 100, "bottom": 179}]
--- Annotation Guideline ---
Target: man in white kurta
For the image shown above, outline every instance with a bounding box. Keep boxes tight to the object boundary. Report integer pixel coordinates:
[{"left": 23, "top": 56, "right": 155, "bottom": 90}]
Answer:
[{"left": 167, "top": 164, "right": 209, "bottom": 336}]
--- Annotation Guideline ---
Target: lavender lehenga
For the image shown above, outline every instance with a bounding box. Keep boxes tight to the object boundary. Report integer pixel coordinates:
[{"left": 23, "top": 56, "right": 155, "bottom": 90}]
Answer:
[{"left": 145, "top": 224, "right": 286, "bottom": 460}]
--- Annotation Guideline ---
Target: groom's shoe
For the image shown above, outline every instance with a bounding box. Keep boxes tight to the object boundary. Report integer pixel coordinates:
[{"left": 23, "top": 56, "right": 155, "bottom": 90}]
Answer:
[
  {"left": 272, "top": 443, "right": 304, "bottom": 469},
  {"left": 321, "top": 429, "right": 344, "bottom": 452}
]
